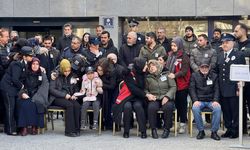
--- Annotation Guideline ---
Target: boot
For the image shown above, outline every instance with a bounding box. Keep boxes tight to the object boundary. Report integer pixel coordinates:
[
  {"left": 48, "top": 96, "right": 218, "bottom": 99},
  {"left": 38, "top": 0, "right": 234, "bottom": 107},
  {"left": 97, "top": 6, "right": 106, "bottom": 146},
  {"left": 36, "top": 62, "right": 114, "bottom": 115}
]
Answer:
[
  {"left": 20, "top": 127, "right": 28, "bottom": 136},
  {"left": 31, "top": 126, "right": 38, "bottom": 135},
  {"left": 151, "top": 129, "right": 158, "bottom": 139}
]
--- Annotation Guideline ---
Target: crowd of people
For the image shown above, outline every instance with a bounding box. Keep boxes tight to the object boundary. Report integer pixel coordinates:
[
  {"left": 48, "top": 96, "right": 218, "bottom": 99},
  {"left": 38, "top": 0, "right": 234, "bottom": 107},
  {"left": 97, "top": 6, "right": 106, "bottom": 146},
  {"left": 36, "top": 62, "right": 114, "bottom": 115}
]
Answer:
[{"left": 0, "top": 19, "right": 249, "bottom": 141}]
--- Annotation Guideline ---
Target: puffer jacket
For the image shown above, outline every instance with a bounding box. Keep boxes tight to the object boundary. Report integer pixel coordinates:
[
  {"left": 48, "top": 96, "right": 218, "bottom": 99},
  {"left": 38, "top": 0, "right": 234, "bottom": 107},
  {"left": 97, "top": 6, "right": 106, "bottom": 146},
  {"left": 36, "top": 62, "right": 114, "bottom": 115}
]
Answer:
[
  {"left": 81, "top": 72, "right": 103, "bottom": 101},
  {"left": 145, "top": 60, "right": 176, "bottom": 100},
  {"left": 182, "top": 35, "right": 198, "bottom": 56},
  {"left": 190, "top": 45, "right": 217, "bottom": 72},
  {"left": 139, "top": 44, "right": 166, "bottom": 61},
  {"left": 189, "top": 71, "right": 219, "bottom": 102}
]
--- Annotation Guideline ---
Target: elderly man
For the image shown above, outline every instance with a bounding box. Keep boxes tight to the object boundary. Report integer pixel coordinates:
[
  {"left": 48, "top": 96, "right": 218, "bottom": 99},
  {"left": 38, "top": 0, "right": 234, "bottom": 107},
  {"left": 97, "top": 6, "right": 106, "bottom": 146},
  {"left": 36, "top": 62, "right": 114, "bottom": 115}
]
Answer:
[
  {"left": 119, "top": 31, "right": 143, "bottom": 68},
  {"left": 216, "top": 33, "right": 246, "bottom": 139},
  {"left": 157, "top": 27, "right": 171, "bottom": 53},
  {"left": 190, "top": 62, "right": 221, "bottom": 140}
]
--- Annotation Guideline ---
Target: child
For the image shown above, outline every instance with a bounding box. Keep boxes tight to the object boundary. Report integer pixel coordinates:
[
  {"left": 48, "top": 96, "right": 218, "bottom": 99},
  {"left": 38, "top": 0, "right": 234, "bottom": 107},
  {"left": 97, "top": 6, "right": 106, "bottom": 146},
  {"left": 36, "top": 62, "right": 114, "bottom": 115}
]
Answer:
[{"left": 80, "top": 66, "right": 103, "bottom": 130}]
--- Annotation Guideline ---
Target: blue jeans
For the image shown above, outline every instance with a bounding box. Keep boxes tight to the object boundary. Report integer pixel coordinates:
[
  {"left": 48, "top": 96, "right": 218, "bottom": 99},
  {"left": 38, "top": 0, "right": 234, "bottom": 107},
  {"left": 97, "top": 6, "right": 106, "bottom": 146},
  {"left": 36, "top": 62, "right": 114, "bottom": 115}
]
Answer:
[{"left": 192, "top": 101, "right": 221, "bottom": 132}]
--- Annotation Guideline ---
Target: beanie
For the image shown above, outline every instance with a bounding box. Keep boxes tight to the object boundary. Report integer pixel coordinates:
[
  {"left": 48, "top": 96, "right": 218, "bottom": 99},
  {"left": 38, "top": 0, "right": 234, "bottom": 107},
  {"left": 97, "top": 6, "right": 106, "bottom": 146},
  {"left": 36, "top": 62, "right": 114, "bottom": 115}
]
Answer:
[
  {"left": 60, "top": 59, "right": 71, "bottom": 74},
  {"left": 185, "top": 26, "right": 194, "bottom": 33}
]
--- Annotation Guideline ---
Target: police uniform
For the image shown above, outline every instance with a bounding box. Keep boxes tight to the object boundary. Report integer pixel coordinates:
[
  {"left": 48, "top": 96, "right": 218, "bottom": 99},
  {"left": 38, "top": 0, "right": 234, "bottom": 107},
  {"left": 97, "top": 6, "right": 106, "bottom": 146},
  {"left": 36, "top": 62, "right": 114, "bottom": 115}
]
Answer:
[
  {"left": 217, "top": 33, "right": 246, "bottom": 138},
  {"left": 122, "top": 19, "right": 145, "bottom": 45},
  {"left": 0, "top": 46, "right": 34, "bottom": 135}
]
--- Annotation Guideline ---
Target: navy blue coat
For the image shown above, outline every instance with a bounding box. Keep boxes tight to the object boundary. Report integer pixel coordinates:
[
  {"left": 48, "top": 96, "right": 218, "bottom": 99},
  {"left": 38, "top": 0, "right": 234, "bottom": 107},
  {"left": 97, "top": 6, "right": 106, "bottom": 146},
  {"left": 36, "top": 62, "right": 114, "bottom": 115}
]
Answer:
[
  {"left": 216, "top": 49, "right": 245, "bottom": 97},
  {"left": 0, "top": 60, "right": 27, "bottom": 96}
]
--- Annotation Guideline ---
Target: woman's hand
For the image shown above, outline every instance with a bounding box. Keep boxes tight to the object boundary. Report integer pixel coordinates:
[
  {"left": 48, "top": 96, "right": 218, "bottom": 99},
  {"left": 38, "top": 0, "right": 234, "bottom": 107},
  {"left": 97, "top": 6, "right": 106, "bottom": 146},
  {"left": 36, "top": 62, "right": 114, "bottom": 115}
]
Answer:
[
  {"left": 70, "top": 95, "right": 78, "bottom": 100},
  {"left": 40, "top": 66, "right": 46, "bottom": 74},
  {"left": 168, "top": 73, "right": 175, "bottom": 79},
  {"left": 65, "top": 94, "right": 71, "bottom": 100},
  {"left": 146, "top": 93, "right": 156, "bottom": 101},
  {"left": 162, "top": 97, "right": 169, "bottom": 105},
  {"left": 22, "top": 93, "right": 30, "bottom": 99}
]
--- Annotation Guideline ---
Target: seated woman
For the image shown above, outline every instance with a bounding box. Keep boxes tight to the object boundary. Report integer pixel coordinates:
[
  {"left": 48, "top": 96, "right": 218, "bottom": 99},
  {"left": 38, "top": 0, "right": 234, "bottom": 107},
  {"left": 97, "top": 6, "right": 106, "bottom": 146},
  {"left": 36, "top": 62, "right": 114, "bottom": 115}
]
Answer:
[
  {"left": 17, "top": 57, "right": 49, "bottom": 136},
  {"left": 113, "top": 57, "right": 148, "bottom": 139},
  {"left": 145, "top": 60, "right": 177, "bottom": 139},
  {"left": 49, "top": 59, "right": 81, "bottom": 137}
]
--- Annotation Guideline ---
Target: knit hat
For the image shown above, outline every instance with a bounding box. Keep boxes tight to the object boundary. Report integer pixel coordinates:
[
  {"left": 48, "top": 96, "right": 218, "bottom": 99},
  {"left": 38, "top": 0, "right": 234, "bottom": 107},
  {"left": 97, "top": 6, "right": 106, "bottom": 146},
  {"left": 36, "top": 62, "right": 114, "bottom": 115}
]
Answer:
[
  {"left": 60, "top": 59, "right": 71, "bottom": 74},
  {"left": 185, "top": 26, "right": 194, "bottom": 33}
]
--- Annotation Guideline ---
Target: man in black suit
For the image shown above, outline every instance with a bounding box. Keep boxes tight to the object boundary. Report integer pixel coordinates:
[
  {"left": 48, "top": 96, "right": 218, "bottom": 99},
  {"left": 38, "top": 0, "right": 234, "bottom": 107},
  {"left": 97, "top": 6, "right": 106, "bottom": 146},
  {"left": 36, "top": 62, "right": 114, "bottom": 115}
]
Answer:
[{"left": 216, "top": 33, "right": 246, "bottom": 138}]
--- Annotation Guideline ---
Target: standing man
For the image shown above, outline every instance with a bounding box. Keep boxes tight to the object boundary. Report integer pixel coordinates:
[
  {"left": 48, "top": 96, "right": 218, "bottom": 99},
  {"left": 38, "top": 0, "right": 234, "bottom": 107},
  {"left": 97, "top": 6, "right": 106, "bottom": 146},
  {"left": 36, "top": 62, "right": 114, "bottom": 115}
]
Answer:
[
  {"left": 139, "top": 32, "right": 166, "bottom": 61},
  {"left": 190, "top": 34, "right": 217, "bottom": 72},
  {"left": 217, "top": 33, "right": 245, "bottom": 139},
  {"left": 0, "top": 28, "right": 10, "bottom": 127},
  {"left": 57, "top": 23, "right": 74, "bottom": 52},
  {"left": 119, "top": 31, "right": 143, "bottom": 68},
  {"left": 182, "top": 26, "right": 198, "bottom": 56},
  {"left": 157, "top": 27, "right": 171, "bottom": 53},
  {"left": 37, "top": 35, "right": 60, "bottom": 80},
  {"left": 234, "top": 23, "right": 250, "bottom": 134},
  {"left": 210, "top": 28, "right": 223, "bottom": 54},
  {"left": 100, "top": 31, "right": 118, "bottom": 57},
  {"left": 122, "top": 19, "right": 145, "bottom": 45}
]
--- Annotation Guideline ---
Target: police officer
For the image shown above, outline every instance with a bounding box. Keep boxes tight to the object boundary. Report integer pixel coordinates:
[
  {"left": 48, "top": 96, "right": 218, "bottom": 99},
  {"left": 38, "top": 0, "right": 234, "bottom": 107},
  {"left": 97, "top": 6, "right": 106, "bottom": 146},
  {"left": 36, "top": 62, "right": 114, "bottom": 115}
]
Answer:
[
  {"left": 122, "top": 18, "right": 145, "bottom": 45},
  {"left": 0, "top": 46, "right": 34, "bottom": 135},
  {"left": 217, "top": 33, "right": 245, "bottom": 138}
]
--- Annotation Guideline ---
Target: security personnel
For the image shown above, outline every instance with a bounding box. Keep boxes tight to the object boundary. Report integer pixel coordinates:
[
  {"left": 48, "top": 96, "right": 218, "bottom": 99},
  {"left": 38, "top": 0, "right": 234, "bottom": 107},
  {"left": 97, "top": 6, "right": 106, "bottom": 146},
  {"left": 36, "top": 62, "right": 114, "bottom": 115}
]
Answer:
[
  {"left": 0, "top": 46, "right": 34, "bottom": 135},
  {"left": 122, "top": 18, "right": 145, "bottom": 45},
  {"left": 216, "top": 33, "right": 245, "bottom": 138}
]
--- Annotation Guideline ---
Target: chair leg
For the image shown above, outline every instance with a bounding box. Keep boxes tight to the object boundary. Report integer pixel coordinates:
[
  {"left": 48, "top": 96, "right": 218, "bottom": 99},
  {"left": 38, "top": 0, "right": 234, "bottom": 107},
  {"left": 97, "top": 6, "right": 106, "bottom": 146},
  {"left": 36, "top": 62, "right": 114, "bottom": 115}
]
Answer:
[
  {"left": 99, "top": 110, "right": 102, "bottom": 135},
  {"left": 190, "top": 111, "right": 193, "bottom": 137},
  {"left": 136, "top": 123, "right": 139, "bottom": 137},
  {"left": 50, "top": 112, "right": 54, "bottom": 130},
  {"left": 174, "top": 110, "right": 177, "bottom": 137},
  {"left": 44, "top": 114, "right": 48, "bottom": 131},
  {"left": 113, "top": 122, "right": 116, "bottom": 136}
]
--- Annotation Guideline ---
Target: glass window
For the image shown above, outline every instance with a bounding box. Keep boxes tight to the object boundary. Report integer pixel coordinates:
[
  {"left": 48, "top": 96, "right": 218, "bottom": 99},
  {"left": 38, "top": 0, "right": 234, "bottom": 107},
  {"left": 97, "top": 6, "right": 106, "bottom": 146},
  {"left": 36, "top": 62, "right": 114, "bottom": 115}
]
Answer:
[
  {"left": 123, "top": 20, "right": 208, "bottom": 38},
  {"left": 214, "top": 20, "right": 233, "bottom": 33}
]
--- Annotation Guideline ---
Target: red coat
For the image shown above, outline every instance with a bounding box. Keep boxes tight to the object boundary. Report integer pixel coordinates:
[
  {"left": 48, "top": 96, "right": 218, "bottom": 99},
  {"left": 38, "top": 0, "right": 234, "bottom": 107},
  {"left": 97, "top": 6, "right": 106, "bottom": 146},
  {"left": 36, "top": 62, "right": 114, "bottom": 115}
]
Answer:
[{"left": 168, "top": 50, "right": 191, "bottom": 91}]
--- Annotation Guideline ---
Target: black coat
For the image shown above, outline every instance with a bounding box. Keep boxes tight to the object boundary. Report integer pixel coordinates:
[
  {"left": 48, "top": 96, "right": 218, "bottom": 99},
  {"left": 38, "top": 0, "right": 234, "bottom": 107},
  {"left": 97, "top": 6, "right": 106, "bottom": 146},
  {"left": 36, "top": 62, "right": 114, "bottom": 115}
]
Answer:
[
  {"left": 118, "top": 43, "right": 143, "bottom": 68},
  {"left": 189, "top": 71, "right": 220, "bottom": 102},
  {"left": 157, "top": 37, "right": 171, "bottom": 53},
  {"left": 49, "top": 73, "right": 79, "bottom": 104},
  {"left": 0, "top": 60, "right": 27, "bottom": 96},
  {"left": 216, "top": 49, "right": 246, "bottom": 97},
  {"left": 56, "top": 34, "right": 74, "bottom": 52}
]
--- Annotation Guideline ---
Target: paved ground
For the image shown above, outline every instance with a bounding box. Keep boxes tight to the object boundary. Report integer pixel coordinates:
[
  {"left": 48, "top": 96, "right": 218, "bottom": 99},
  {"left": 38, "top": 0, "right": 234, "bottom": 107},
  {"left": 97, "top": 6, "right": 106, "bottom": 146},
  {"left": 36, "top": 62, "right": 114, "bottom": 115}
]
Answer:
[{"left": 1, "top": 119, "right": 250, "bottom": 150}]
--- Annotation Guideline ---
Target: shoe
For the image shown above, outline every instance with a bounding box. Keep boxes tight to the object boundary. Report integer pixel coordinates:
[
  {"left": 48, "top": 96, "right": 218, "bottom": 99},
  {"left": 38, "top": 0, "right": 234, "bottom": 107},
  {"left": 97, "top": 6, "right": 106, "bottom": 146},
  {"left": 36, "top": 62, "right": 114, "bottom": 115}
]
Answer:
[
  {"left": 151, "top": 129, "right": 158, "bottom": 139},
  {"left": 229, "top": 132, "right": 239, "bottom": 139},
  {"left": 221, "top": 130, "right": 232, "bottom": 138},
  {"left": 141, "top": 132, "right": 147, "bottom": 139},
  {"left": 80, "top": 120, "right": 87, "bottom": 130},
  {"left": 31, "top": 126, "right": 38, "bottom": 135},
  {"left": 196, "top": 130, "right": 205, "bottom": 140},
  {"left": 178, "top": 123, "right": 186, "bottom": 134},
  {"left": 92, "top": 121, "right": 98, "bottom": 130},
  {"left": 7, "top": 132, "right": 18, "bottom": 136},
  {"left": 211, "top": 132, "right": 220, "bottom": 141},
  {"left": 162, "top": 129, "right": 170, "bottom": 139},
  {"left": 65, "top": 132, "right": 77, "bottom": 137},
  {"left": 123, "top": 132, "right": 129, "bottom": 138},
  {"left": 20, "top": 128, "right": 28, "bottom": 136}
]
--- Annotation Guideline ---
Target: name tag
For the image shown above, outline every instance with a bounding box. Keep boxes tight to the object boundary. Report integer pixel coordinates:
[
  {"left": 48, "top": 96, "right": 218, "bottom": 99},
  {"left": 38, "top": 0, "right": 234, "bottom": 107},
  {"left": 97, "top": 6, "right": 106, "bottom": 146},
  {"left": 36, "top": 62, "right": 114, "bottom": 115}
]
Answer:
[
  {"left": 207, "top": 80, "right": 213, "bottom": 85},
  {"left": 204, "top": 54, "right": 208, "bottom": 58},
  {"left": 155, "top": 53, "right": 159, "bottom": 58},
  {"left": 38, "top": 76, "right": 42, "bottom": 81},
  {"left": 160, "top": 75, "right": 167, "bottom": 81},
  {"left": 174, "top": 61, "right": 178, "bottom": 66},
  {"left": 50, "top": 54, "right": 54, "bottom": 58}
]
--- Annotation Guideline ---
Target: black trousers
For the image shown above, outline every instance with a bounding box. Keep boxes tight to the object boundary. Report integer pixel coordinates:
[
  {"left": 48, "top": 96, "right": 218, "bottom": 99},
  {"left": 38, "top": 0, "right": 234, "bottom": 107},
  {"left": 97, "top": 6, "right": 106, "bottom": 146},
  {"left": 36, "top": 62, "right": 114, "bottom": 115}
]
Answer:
[
  {"left": 52, "top": 98, "right": 80, "bottom": 134},
  {"left": 175, "top": 89, "right": 188, "bottom": 123},
  {"left": 1, "top": 91, "right": 17, "bottom": 134},
  {"left": 148, "top": 100, "right": 174, "bottom": 130},
  {"left": 123, "top": 100, "right": 146, "bottom": 133},
  {"left": 221, "top": 96, "right": 239, "bottom": 134}
]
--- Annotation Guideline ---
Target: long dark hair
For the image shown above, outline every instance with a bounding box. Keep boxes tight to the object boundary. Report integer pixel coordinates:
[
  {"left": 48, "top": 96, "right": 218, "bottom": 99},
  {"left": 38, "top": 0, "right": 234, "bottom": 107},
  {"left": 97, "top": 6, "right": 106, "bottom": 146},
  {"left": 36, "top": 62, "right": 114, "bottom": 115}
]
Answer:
[{"left": 96, "top": 57, "right": 114, "bottom": 76}]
